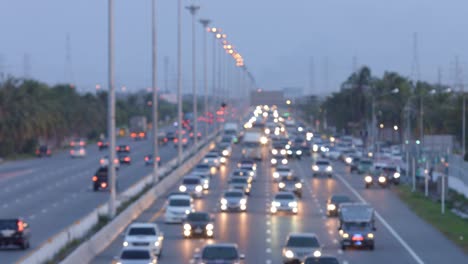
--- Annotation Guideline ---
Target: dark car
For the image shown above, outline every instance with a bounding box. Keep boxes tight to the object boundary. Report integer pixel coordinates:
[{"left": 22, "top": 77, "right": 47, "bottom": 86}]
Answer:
[
  {"left": 364, "top": 170, "right": 389, "bottom": 189},
  {"left": 166, "top": 131, "right": 176, "bottom": 140},
  {"left": 278, "top": 175, "right": 303, "bottom": 198},
  {"left": 0, "top": 219, "right": 31, "bottom": 249},
  {"left": 183, "top": 212, "right": 214, "bottom": 238},
  {"left": 35, "top": 145, "right": 51, "bottom": 157},
  {"left": 349, "top": 156, "right": 361, "bottom": 173},
  {"left": 116, "top": 145, "right": 130, "bottom": 153},
  {"left": 326, "top": 195, "right": 352, "bottom": 217},
  {"left": 92, "top": 167, "right": 109, "bottom": 191},
  {"left": 303, "top": 256, "right": 340, "bottom": 264},
  {"left": 97, "top": 139, "right": 109, "bottom": 150},
  {"left": 117, "top": 152, "right": 131, "bottom": 165},
  {"left": 194, "top": 243, "right": 245, "bottom": 264},
  {"left": 144, "top": 154, "right": 161, "bottom": 166}
]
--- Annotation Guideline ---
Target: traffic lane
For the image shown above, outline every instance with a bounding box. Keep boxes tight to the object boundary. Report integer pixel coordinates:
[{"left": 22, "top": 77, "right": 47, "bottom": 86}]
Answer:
[
  {"left": 295, "top": 155, "right": 420, "bottom": 264},
  {"left": 335, "top": 160, "right": 468, "bottom": 263}
]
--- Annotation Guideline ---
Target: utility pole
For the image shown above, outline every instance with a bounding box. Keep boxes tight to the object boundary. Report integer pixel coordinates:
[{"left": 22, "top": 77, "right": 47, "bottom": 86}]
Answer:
[
  {"left": 176, "top": 0, "right": 183, "bottom": 164},
  {"left": 309, "top": 56, "right": 315, "bottom": 95},
  {"left": 65, "top": 33, "right": 74, "bottom": 86},
  {"left": 186, "top": 4, "right": 200, "bottom": 145},
  {"left": 411, "top": 32, "right": 421, "bottom": 82},
  {"left": 199, "top": 19, "right": 211, "bottom": 138},
  {"left": 151, "top": 0, "right": 159, "bottom": 185},
  {"left": 164, "top": 56, "right": 169, "bottom": 93},
  {"left": 107, "top": 0, "right": 117, "bottom": 218}
]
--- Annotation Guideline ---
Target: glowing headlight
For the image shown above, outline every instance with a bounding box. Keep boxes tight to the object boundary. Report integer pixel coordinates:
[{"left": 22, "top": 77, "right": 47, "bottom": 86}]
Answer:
[
  {"left": 123, "top": 241, "right": 129, "bottom": 247},
  {"left": 313, "top": 145, "right": 319, "bottom": 152},
  {"left": 184, "top": 224, "right": 192, "bottom": 230},
  {"left": 287, "top": 150, "right": 292, "bottom": 155},
  {"left": 273, "top": 172, "right": 279, "bottom": 178},
  {"left": 203, "top": 159, "right": 208, "bottom": 163},
  {"left": 265, "top": 128, "right": 270, "bottom": 134},
  {"left": 313, "top": 250, "right": 321, "bottom": 257},
  {"left": 306, "top": 132, "right": 313, "bottom": 138},
  {"left": 185, "top": 210, "right": 191, "bottom": 215},
  {"left": 272, "top": 149, "right": 278, "bottom": 155},
  {"left": 280, "top": 149, "right": 286, "bottom": 155},
  {"left": 279, "top": 182, "right": 286, "bottom": 188},
  {"left": 240, "top": 198, "right": 247, "bottom": 205},
  {"left": 298, "top": 127, "right": 304, "bottom": 132},
  {"left": 326, "top": 166, "right": 333, "bottom": 172},
  {"left": 367, "top": 233, "right": 374, "bottom": 239},
  {"left": 343, "top": 233, "right": 349, "bottom": 238},
  {"left": 296, "top": 150, "right": 302, "bottom": 155},
  {"left": 260, "top": 136, "right": 268, "bottom": 145},
  {"left": 295, "top": 183, "right": 302, "bottom": 188},
  {"left": 368, "top": 152, "right": 373, "bottom": 157},
  {"left": 285, "top": 144, "right": 290, "bottom": 150},
  {"left": 154, "top": 241, "right": 160, "bottom": 247},
  {"left": 249, "top": 171, "right": 254, "bottom": 176},
  {"left": 195, "top": 185, "right": 203, "bottom": 192},
  {"left": 312, "top": 165, "right": 319, "bottom": 171},
  {"left": 345, "top": 157, "right": 352, "bottom": 164},
  {"left": 327, "top": 204, "right": 336, "bottom": 211},
  {"left": 222, "top": 150, "right": 229, "bottom": 156},
  {"left": 378, "top": 176, "right": 386, "bottom": 183},
  {"left": 220, "top": 157, "right": 226, "bottom": 163},
  {"left": 221, "top": 198, "right": 227, "bottom": 205},
  {"left": 271, "top": 158, "right": 277, "bottom": 164},
  {"left": 365, "top": 176, "right": 373, "bottom": 183},
  {"left": 281, "top": 159, "right": 288, "bottom": 165},
  {"left": 320, "top": 146, "right": 327, "bottom": 152},
  {"left": 272, "top": 201, "right": 280, "bottom": 207},
  {"left": 288, "top": 201, "right": 297, "bottom": 207},
  {"left": 394, "top": 172, "right": 400, "bottom": 178},
  {"left": 179, "top": 185, "right": 187, "bottom": 192},
  {"left": 206, "top": 223, "right": 214, "bottom": 230},
  {"left": 284, "top": 250, "right": 294, "bottom": 258}
]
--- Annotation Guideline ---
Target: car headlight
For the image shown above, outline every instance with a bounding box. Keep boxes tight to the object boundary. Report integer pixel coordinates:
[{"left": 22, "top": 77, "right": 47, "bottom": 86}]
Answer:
[
  {"left": 313, "top": 145, "right": 319, "bottom": 151},
  {"left": 265, "top": 128, "right": 270, "bottom": 134},
  {"left": 343, "top": 233, "right": 349, "bottom": 238},
  {"left": 271, "top": 158, "right": 277, "bottom": 164},
  {"left": 240, "top": 198, "right": 247, "bottom": 205},
  {"left": 185, "top": 209, "right": 190, "bottom": 215},
  {"left": 279, "top": 182, "right": 286, "bottom": 188},
  {"left": 378, "top": 176, "right": 386, "bottom": 183},
  {"left": 221, "top": 198, "right": 227, "bottom": 205},
  {"left": 287, "top": 150, "right": 292, "bottom": 155},
  {"left": 280, "top": 149, "right": 286, "bottom": 155},
  {"left": 123, "top": 241, "right": 129, "bottom": 247},
  {"left": 288, "top": 201, "right": 297, "bottom": 207},
  {"left": 222, "top": 150, "right": 229, "bottom": 156},
  {"left": 367, "top": 233, "right": 374, "bottom": 239},
  {"left": 327, "top": 204, "right": 336, "bottom": 211},
  {"left": 295, "top": 182, "right": 302, "bottom": 188},
  {"left": 320, "top": 146, "right": 327, "bottom": 152},
  {"left": 195, "top": 185, "right": 203, "bottom": 192},
  {"left": 281, "top": 159, "right": 288, "bottom": 165},
  {"left": 365, "top": 176, "right": 373, "bottom": 183},
  {"left": 273, "top": 172, "right": 279, "bottom": 178},
  {"left": 206, "top": 223, "right": 214, "bottom": 230},
  {"left": 326, "top": 166, "right": 333, "bottom": 172},
  {"left": 184, "top": 223, "right": 192, "bottom": 230},
  {"left": 220, "top": 157, "right": 226, "bottom": 163},
  {"left": 179, "top": 185, "right": 187, "bottom": 192},
  {"left": 284, "top": 249, "right": 294, "bottom": 258},
  {"left": 272, "top": 149, "right": 278, "bottom": 155},
  {"left": 260, "top": 136, "right": 268, "bottom": 144},
  {"left": 296, "top": 150, "right": 302, "bottom": 155},
  {"left": 272, "top": 201, "right": 280, "bottom": 207},
  {"left": 313, "top": 250, "right": 321, "bottom": 257},
  {"left": 249, "top": 171, "right": 254, "bottom": 176},
  {"left": 154, "top": 241, "right": 160, "bottom": 247},
  {"left": 345, "top": 157, "right": 352, "bottom": 164},
  {"left": 285, "top": 144, "right": 290, "bottom": 150},
  {"left": 203, "top": 159, "right": 208, "bottom": 163},
  {"left": 312, "top": 165, "right": 319, "bottom": 171},
  {"left": 394, "top": 172, "right": 400, "bottom": 178}
]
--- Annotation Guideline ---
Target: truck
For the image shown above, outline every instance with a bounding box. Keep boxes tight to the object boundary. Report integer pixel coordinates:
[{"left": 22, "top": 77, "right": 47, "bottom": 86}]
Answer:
[
  {"left": 224, "top": 122, "right": 239, "bottom": 136},
  {"left": 129, "top": 116, "right": 147, "bottom": 140},
  {"left": 338, "top": 203, "right": 376, "bottom": 250},
  {"left": 241, "top": 130, "right": 265, "bottom": 160}
]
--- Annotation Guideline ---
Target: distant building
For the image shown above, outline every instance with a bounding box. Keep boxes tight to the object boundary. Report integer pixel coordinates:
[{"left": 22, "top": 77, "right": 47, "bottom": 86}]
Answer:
[{"left": 282, "top": 87, "right": 303, "bottom": 100}]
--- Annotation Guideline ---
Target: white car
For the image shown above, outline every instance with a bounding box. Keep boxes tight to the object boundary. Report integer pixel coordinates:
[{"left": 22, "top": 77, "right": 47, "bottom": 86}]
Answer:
[
  {"left": 203, "top": 152, "right": 220, "bottom": 168},
  {"left": 70, "top": 147, "right": 86, "bottom": 158},
  {"left": 164, "top": 194, "right": 194, "bottom": 223},
  {"left": 312, "top": 159, "right": 333, "bottom": 178},
  {"left": 179, "top": 176, "right": 204, "bottom": 198},
  {"left": 282, "top": 233, "right": 322, "bottom": 263},
  {"left": 123, "top": 223, "right": 163, "bottom": 257},
  {"left": 115, "top": 247, "right": 158, "bottom": 264},
  {"left": 188, "top": 172, "right": 211, "bottom": 190},
  {"left": 270, "top": 192, "right": 298, "bottom": 214},
  {"left": 273, "top": 165, "right": 293, "bottom": 182}
]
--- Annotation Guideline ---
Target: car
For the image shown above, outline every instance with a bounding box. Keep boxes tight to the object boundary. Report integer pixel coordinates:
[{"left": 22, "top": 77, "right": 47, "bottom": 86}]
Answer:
[
  {"left": 230, "top": 169, "right": 254, "bottom": 183},
  {"left": 326, "top": 195, "right": 352, "bottom": 217},
  {"left": 203, "top": 152, "right": 220, "bottom": 168},
  {"left": 99, "top": 155, "right": 120, "bottom": 169},
  {"left": 193, "top": 243, "right": 245, "bottom": 264},
  {"left": 123, "top": 223, "right": 163, "bottom": 257},
  {"left": 282, "top": 233, "right": 322, "bottom": 264},
  {"left": 92, "top": 167, "right": 118, "bottom": 191},
  {"left": 312, "top": 160, "right": 333, "bottom": 178},
  {"left": 189, "top": 131, "right": 202, "bottom": 140},
  {"left": 278, "top": 175, "right": 303, "bottom": 198},
  {"left": 218, "top": 143, "right": 232, "bottom": 157},
  {"left": 115, "top": 247, "right": 158, "bottom": 264},
  {"left": 166, "top": 131, "right": 176, "bottom": 140},
  {"left": 178, "top": 176, "right": 204, "bottom": 198},
  {"left": 144, "top": 154, "right": 161, "bottom": 166},
  {"left": 164, "top": 194, "right": 194, "bottom": 223},
  {"left": 193, "top": 163, "right": 214, "bottom": 176},
  {"left": 273, "top": 165, "right": 293, "bottom": 182},
  {"left": 183, "top": 212, "right": 214, "bottom": 238},
  {"left": 287, "top": 145, "right": 303, "bottom": 159},
  {"left": 364, "top": 171, "right": 389, "bottom": 189},
  {"left": 97, "top": 139, "right": 109, "bottom": 150},
  {"left": 270, "top": 192, "right": 298, "bottom": 214},
  {"left": 228, "top": 177, "right": 252, "bottom": 195},
  {"left": 220, "top": 189, "right": 248, "bottom": 212},
  {"left": 173, "top": 136, "right": 188, "bottom": 148},
  {"left": 188, "top": 172, "right": 211, "bottom": 190},
  {"left": 338, "top": 203, "right": 376, "bottom": 250},
  {"left": 70, "top": 146, "right": 86, "bottom": 158},
  {"left": 348, "top": 156, "right": 360, "bottom": 173},
  {"left": 118, "top": 152, "right": 132, "bottom": 165},
  {"left": 237, "top": 158, "right": 257, "bottom": 169},
  {"left": 220, "top": 135, "right": 234, "bottom": 145},
  {"left": 237, "top": 162, "right": 257, "bottom": 180},
  {"left": 69, "top": 138, "right": 86, "bottom": 147},
  {"left": 323, "top": 147, "right": 341, "bottom": 160},
  {"left": 157, "top": 131, "right": 168, "bottom": 145},
  {"left": 303, "top": 256, "right": 340, "bottom": 264},
  {"left": 271, "top": 142, "right": 287, "bottom": 155},
  {"left": 0, "top": 218, "right": 31, "bottom": 249},
  {"left": 35, "top": 145, "right": 51, "bottom": 157},
  {"left": 357, "top": 158, "right": 373, "bottom": 174},
  {"left": 271, "top": 153, "right": 288, "bottom": 167},
  {"left": 116, "top": 144, "right": 131, "bottom": 153},
  {"left": 380, "top": 165, "right": 401, "bottom": 185}
]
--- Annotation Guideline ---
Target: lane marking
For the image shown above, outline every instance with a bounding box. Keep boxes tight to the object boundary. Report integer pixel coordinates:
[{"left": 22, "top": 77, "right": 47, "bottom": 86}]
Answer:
[
  {"left": 335, "top": 173, "right": 425, "bottom": 264},
  {"left": 149, "top": 204, "right": 166, "bottom": 222}
]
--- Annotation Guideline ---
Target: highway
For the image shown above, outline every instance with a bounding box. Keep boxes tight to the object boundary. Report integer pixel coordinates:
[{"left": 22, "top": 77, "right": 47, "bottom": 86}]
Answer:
[
  {"left": 0, "top": 125, "right": 208, "bottom": 264},
  {"left": 91, "top": 144, "right": 467, "bottom": 264}
]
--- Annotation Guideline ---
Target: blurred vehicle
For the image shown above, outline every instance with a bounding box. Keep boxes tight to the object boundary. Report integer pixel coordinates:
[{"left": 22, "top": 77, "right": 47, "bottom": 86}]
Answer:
[
  {"left": 273, "top": 165, "right": 293, "bottom": 182},
  {"left": 69, "top": 138, "right": 86, "bottom": 147},
  {"left": 35, "top": 145, "right": 51, "bottom": 157},
  {"left": 220, "top": 189, "right": 248, "bottom": 212},
  {"left": 326, "top": 195, "right": 352, "bottom": 217},
  {"left": 230, "top": 169, "right": 254, "bottom": 183},
  {"left": 183, "top": 212, "right": 214, "bottom": 238},
  {"left": 178, "top": 176, "right": 204, "bottom": 198},
  {"left": 164, "top": 194, "right": 194, "bottom": 224},
  {"left": 282, "top": 233, "right": 322, "bottom": 264},
  {"left": 123, "top": 222, "right": 163, "bottom": 257},
  {"left": 117, "top": 152, "right": 132, "bottom": 165},
  {"left": 70, "top": 146, "right": 86, "bottom": 158},
  {"left": 323, "top": 147, "right": 341, "bottom": 160},
  {"left": 228, "top": 177, "right": 251, "bottom": 195},
  {"left": 116, "top": 145, "right": 131, "bottom": 153},
  {"left": 303, "top": 256, "right": 340, "bottom": 264},
  {"left": 241, "top": 130, "right": 263, "bottom": 160},
  {"left": 99, "top": 156, "right": 120, "bottom": 169},
  {"left": 219, "top": 143, "right": 232, "bottom": 158},
  {"left": 189, "top": 131, "right": 202, "bottom": 140},
  {"left": 287, "top": 145, "right": 303, "bottom": 159},
  {"left": 312, "top": 160, "right": 333, "bottom": 178},
  {"left": 157, "top": 131, "right": 168, "bottom": 145},
  {"left": 364, "top": 170, "right": 389, "bottom": 189},
  {"left": 97, "top": 139, "right": 109, "bottom": 150},
  {"left": 129, "top": 116, "right": 147, "bottom": 140},
  {"left": 144, "top": 154, "right": 161, "bottom": 166},
  {"left": 203, "top": 152, "right": 220, "bottom": 168},
  {"left": 173, "top": 137, "right": 188, "bottom": 148},
  {"left": 357, "top": 159, "right": 373, "bottom": 174},
  {"left": 270, "top": 192, "right": 298, "bottom": 214},
  {"left": 193, "top": 243, "right": 244, "bottom": 264},
  {"left": 380, "top": 165, "right": 401, "bottom": 185},
  {"left": 278, "top": 175, "right": 303, "bottom": 198},
  {"left": 0, "top": 218, "right": 31, "bottom": 249},
  {"left": 271, "top": 153, "right": 288, "bottom": 167},
  {"left": 166, "top": 131, "right": 176, "bottom": 141},
  {"left": 114, "top": 247, "right": 157, "bottom": 264},
  {"left": 92, "top": 167, "right": 112, "bottom": 191},
  {"left": 348, "top": 156, "right": 360, "bottom": 173},
  {"left": 338, "top": 203, "right": 376, "bottom": 250},
  {"left": 193, "top": 163, "right": 213, "bottom": 176}
]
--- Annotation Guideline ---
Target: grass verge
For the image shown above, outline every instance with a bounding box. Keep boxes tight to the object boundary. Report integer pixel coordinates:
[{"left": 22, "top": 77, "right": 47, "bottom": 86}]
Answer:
[{"left": 394, "top": 185, "right": 468, "bottom": 253}]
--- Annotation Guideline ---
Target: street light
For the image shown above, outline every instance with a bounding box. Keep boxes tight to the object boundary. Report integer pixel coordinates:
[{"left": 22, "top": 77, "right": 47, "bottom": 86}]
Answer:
[
  {"left": 151, "top": 0, "right": 159, "bottom": 185},
  {"left": 186, "top": 4, "right": 200, "bottom": 145},
  {"left": 176, "top": 0, "right": 182, "bottom": 164},
  {"left": 371, "top": 88, "right": 399, "bottom": 151},
  {"left": 199, "top": 19, "right": 211, "bottom": 138}
]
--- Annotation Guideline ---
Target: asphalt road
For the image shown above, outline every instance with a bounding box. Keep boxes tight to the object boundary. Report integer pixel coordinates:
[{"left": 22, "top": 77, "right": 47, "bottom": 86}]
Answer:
[
  {"left": 91, "top": 144, "right": 467, "bottom": 264},
  {"left": 0, "top": 124, "right": 212, "bottom": 264}
]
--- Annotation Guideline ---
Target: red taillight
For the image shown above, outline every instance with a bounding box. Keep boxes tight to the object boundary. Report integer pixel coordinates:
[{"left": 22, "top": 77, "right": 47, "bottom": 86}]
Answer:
[
  {"left": 139, "top": 132, "right": 145, "bottom": 138},
  {"left": 98, "top": 142, "right": 103, "bottom": 146},
  {"left": 164, "top": 138, "right": 168, "bottom": 142},
  {"left": 145, "top": 157, "right": 149, "bottom": 161},
  {"left": 197, "top": 132, "right": 201, "bottom": 137},
  {"left": 17, "top": 220, "right": 24, "bottom": 232},
  {"left": 352, "top": 236, "right": 364, "bottom": 241},
  {"left": 131, "top": 132, "right": 137, "bottom": 138},
  {"left": 70, "top": 142, "right": 75, "bottom": 147},
  {"left": 156, "top": 157, "right": 161, "bottom": 162},
  {"left": 190, "top": 132, "right": 194, "bottom": 137},
  {"left": 116, "top": 147, "right": 119, "bottom": 151},
  {"left": 92, "top": 176, "right": 98, "bottom": 182},
  {"left": 124, "top": 157, "right": 130, "bottom": 162},
  {"left": 182, "top": 138, "right": 187, "bottom": 143},
  {"left": 80, "top": 142, "right": 85, "bottom": 146},
  {"left": 35, "top": 150, "right": 39, "bottom": 154},
  {"left": 101, "top": 182, "right": 107, "bottom": 188},
  {"left": 114, "top": 159, "right": 119, "bottom": 164},
  {"left": 70, "top": 150, "right": 74, "bottom": 154},
  {"left": 126, "top": 146, "right": 130, "bottom": 151},
  {"left": 174, "top": 138, "right": 179, "bottom": 143},
  {"left": 47, "top": 150, "right": 51, "bottom": 154}
]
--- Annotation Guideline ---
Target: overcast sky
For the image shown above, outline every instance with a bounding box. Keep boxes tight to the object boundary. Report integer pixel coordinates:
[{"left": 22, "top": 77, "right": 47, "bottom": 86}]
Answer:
[{"left": 1, "top": 0, "right": 467, "bottom": 95}]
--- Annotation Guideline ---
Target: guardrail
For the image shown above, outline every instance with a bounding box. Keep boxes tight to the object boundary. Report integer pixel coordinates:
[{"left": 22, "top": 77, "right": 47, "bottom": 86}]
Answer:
[{"left": 17, "top": 132, "right": 218, "bottom": 264}]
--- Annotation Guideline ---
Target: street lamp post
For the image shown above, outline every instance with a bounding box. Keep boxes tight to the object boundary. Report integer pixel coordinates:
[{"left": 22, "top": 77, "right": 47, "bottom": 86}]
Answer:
[
  {"left": 186, "top": 4, "right": 200, "bottom": 146},
  {"left": 151, "top": 0, "right": 159, "bottom": 184},
  {"left": 176, "top": 0, "right": 182, "bottom": 164},
  {"left": 199, "top": 19, "right": 211, "bottom": 139},
  {"left": 371, "top": 88, "right": 399, "bottom": 155}
]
